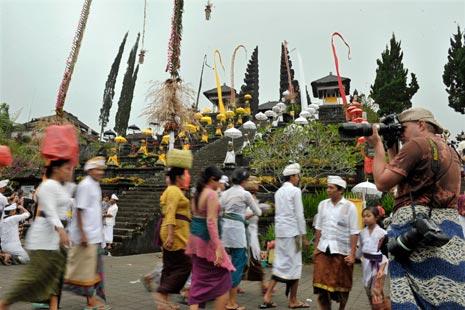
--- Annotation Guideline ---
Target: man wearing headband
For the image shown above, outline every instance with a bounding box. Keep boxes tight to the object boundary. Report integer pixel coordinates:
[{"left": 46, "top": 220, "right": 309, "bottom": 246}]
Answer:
[
  {"left": 102, "top": 194, "right": 119, "bottom": 252},
  {"left": 368, "top": 107, "right": 464, "bottom": 309},
  {"left": 261, "top": 163, "right": 309, "bottom": 309},
  {"left": 313, "top": 175, "right": 359, "bottom": 310},
  {"left": 65, "top": 157, "right": 110, "bottom": 309}
]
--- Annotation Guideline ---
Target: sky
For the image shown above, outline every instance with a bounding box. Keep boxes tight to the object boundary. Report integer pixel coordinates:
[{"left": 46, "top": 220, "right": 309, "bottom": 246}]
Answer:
[{"left": 1, "top": 0, "right": 464, "bottom": 136}]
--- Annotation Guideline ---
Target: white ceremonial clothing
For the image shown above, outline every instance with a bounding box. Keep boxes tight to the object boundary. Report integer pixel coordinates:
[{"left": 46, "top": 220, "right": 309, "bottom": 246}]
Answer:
[
  {"left": 274, "top": 182, "right": 306, "bottom": 238},
  {"left": 26, "top": 180, "right": 70, "bottom": 251},
  {"left": 103, "top": 203, "right": 118, "bottom": 243},
  {"left": 273, "top": 237, "right": 302, "bottom": 280},
  {"left": 224, "top": 150, "right": 236, "bottom": 165},
  {"left": 359, "top": 225, "right": 389, "bottom": 287},
  {"left": 315, "top": 197, "right": 360, "bottom": 255},
  {"left": 1, "top": 211, "right": 30, "bottom": 263},
  {"left": 245, "top": 200, "right": 269, "bottom": 260},
  {"left": 220, "top": 185, "right": 261, "bottom": 248},
  {"left": 69, "top": 176, "right": 104, "bottom": 245}
]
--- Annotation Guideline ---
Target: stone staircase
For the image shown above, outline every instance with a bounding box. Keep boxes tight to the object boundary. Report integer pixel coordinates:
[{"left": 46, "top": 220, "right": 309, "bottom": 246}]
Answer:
[{"left": 110, "top": 136, "right": 244, "bottom": 256}]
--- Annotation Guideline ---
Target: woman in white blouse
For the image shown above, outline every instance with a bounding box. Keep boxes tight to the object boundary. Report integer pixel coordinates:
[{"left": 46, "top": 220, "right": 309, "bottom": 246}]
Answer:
[
  {"left": 220, "top": 168, "right": 261, "bottom": 310},
  {"left": 0, "top": 159, "right": 72, "bottom": 310}
]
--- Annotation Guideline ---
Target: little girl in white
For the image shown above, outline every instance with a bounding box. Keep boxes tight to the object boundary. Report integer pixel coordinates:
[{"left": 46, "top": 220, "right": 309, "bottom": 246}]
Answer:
[{"left": 359, "top": 206, "right": 388, "bottom": 309}]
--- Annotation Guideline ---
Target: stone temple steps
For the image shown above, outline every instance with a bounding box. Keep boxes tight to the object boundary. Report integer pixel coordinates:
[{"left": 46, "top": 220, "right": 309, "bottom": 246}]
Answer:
[{"left": 111, "top": 136, "right": 240, "bottom": 255}]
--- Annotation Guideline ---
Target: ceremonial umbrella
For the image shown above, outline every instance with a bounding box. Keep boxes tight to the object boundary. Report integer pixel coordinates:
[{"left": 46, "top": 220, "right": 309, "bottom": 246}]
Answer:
[
  {"left": 255, "top": 112, "right": 267, "bottom": 121},
  {"left": 128, "top": 124, "right": 140, "bottom": 133},
  {"left": 224, "top": 127, "right": 242, "bottom": 148},
  {"left": 351, "top": 180, "right": 382, "bottom": 205},
  {"left": 243, "top": 120, "right": 257, "bottom": 130},
  {"left": 295, "top": 116, "right": 308, "bottom": 125}
]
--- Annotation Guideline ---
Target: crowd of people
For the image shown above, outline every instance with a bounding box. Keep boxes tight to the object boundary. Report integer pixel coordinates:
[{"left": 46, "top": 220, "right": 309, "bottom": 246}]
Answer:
[
  {"left": 0, "top": 157, "right": 120, "bottom": 310},
  {"left": 0, "top": 106, "right": 464, "bottom": 310}
]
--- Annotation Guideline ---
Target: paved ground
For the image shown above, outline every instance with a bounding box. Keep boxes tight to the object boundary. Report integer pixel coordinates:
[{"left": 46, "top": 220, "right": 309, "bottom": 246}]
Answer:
[{"left": 0, "top": 253, "right": 385, "bottom": 309}]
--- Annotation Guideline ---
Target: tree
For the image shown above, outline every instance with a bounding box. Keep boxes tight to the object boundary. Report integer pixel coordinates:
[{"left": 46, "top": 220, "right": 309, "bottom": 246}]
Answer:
[
  {"left": 114, "top": 33, "right": 140, "bottom": 136},
  {"left": 99, "top": 32, "right": 128, "bottom": 138},
  {"left": 443, "top": 26, "right": 465, "bottom": 114},
  {"left": 0, "top": 103, "right": 14, "bottom": 138},
  {"left": 370, "top": 34, "right": 419, "bottom": 116},
  {"left": 243, "top": 122, "right": 360, "bottom": 189}
]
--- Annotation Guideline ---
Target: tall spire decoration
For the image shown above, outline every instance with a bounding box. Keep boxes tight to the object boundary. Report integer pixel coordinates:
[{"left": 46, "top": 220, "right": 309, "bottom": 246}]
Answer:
[{"left": 55, "top": 0, "right": 92, "bottom": 117}]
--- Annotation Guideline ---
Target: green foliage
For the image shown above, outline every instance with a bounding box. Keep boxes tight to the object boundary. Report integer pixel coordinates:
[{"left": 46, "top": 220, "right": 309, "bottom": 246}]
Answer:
[
  {"left": 114, "top": 33, "right": 141, "bottom": 136},
  {"left": 302, "top": 190, "right": 327, "bottom": 219},
  {"left": 302, "top": 229, "right": 314, "bottom": 264},
  {"left": 0, "top": 103, "right": 14, "bottom": 138},
  {"left": 370, "top": 34, "right": 419, "bottom": 116},
  {"left": 443, "top": 25, "right": 465, "bottom": 114},
  {"left": 244, "top": 122, "right": 360, "bottom": 188},
  {"left": 99, "top": 32, "right": 128, "bottom": 136},
  {"left": 260, "top": 223, "right": 275, "bottom": 249},
  {"left": 380, "top": 192, "right": 395, "bottom": 216}
]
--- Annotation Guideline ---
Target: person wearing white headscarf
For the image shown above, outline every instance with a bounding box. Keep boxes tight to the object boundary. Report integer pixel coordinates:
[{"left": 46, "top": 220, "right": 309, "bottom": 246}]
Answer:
[
  {"left": 313, "top": 175, "right": 359, "bottom": 310},
  {"left": 1, "top": 202, "right": 30, "bottom": 264},
  {"left": 103, "top": 194, "right": 118, "bottom": 251},
  {"left": 261, "top": 163, "right": 310, "bottom": 309}
]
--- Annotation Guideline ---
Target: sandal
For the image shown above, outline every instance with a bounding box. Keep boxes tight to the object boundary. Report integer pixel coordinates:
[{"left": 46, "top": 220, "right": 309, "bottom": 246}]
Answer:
[
  {"left": 226, "top": 306, "right": 246, "bottom": 310},
  {"left": 288, "top": 301, "right": 310, "bottom": 309},
  {"left": 259, "top": 301, "right": 277, "bottom": 309}
]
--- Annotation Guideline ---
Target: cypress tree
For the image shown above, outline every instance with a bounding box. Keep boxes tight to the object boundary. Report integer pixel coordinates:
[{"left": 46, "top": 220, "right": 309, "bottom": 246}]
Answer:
[
  {"left": 114, "top": 33, "right": 140, "bottom": 136},
  {"left": 443, "top": 26, "right": 465, "bottom": 114},
  {"left": 99, "top": 32, "right": 128, "bottom": 138},
  {"left": 370, "top": 34, "right": 419, "bottom": 116}
]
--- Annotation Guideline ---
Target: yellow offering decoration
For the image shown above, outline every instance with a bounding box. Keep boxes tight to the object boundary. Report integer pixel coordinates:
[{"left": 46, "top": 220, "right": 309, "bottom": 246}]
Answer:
[
  {"left": 202, "top": 107, "right": 212, "bottom": 114},
  {"left": 185, "top": 123, "right": 197, "bottom": 133},
  {"left": 142, "top": 128, "right": 153, "bottom": 136},
  {"left": 178, "top": 131, "right": 186, "bottom": 138},
  {"left": 114, "top": 136, "right": 127, "bottom": 144},
  {"left": 236, "top": 107, "right": 245, "bottom": 115},
  {"left": 227, "top": 122, "right": 234, "bottom": 129},
  {"left": 194, "top": 112, "right": 203, "bottom": 120},
  {"left": 106, "top": 155, "right": 120, "bottom": 167},
  {"left": 182, "top": 143, "right": 190, "bottom": 150},
  {"left": 161, "top": 134, "right": 170, "bottom": 145},
  {"left": 217, "top": 113, "right": 226, "bottom": 123},
  {"left": 237, "top": 116, "right": 243, "bottom": 126},
  {"left": 226, "top": 110, "right": 235, "bottom": 119},
  {"left": 200, "top": 116, "right": 212, "bottom": 125},
  {"left": 244, "top": 106, "right": 251, "bottom": 115},
  {"left": 201, "top": 133, "right": 209, "bottom": 143},
  {"left": 213, "top": 49, "right": 226, "bottom": 114},
  {"left": 157, "top": 152, "right": 167, "bottom": 166},
  {"left": 215, "top": 126, "right": 223, "bottom": 137}
]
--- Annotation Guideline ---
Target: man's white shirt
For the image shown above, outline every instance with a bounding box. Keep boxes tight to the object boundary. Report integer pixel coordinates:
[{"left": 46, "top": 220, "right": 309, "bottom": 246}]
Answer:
[{"left": 315, "top": 197, "right": 360, "bottom": 255}]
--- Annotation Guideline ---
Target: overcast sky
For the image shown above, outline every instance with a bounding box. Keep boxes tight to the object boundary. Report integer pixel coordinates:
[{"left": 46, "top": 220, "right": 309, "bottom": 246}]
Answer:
[{"left": 1, "top": 0, "right": 464, "bottom": 136}]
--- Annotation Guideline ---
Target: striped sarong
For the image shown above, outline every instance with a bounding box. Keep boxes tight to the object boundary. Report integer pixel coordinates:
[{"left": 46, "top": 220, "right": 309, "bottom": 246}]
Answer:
[
  {"left": 3, "top": 249, "right": 66, "bottom": 304},
  {"left": 388, "top": 205, "right": 465, "bottom": 309}
]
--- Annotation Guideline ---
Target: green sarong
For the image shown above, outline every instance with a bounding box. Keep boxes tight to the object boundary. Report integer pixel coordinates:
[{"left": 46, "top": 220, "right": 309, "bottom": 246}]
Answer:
[{"left": 3, "top": 249, "right": 66, "bottom": 304}]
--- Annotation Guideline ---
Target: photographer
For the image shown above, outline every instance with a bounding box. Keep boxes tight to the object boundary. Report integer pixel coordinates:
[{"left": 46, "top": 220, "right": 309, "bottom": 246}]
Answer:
[{"left": 367, "top": 107, "right": 464, "bottom": 309}]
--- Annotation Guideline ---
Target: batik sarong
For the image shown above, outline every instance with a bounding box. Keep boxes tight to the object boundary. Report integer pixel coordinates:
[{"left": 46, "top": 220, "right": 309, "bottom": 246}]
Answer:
[
  {"left": 63, "top": 244, "right": 106, "bottom": 301},
  {"left": 388, "top": 205, "right": 465, "bottom": 309}
]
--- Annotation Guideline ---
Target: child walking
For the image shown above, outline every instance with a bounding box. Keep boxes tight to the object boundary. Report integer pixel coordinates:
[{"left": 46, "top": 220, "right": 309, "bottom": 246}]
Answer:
[{"left": 359, "top": 207, "right": 389, "bottom": 309}]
